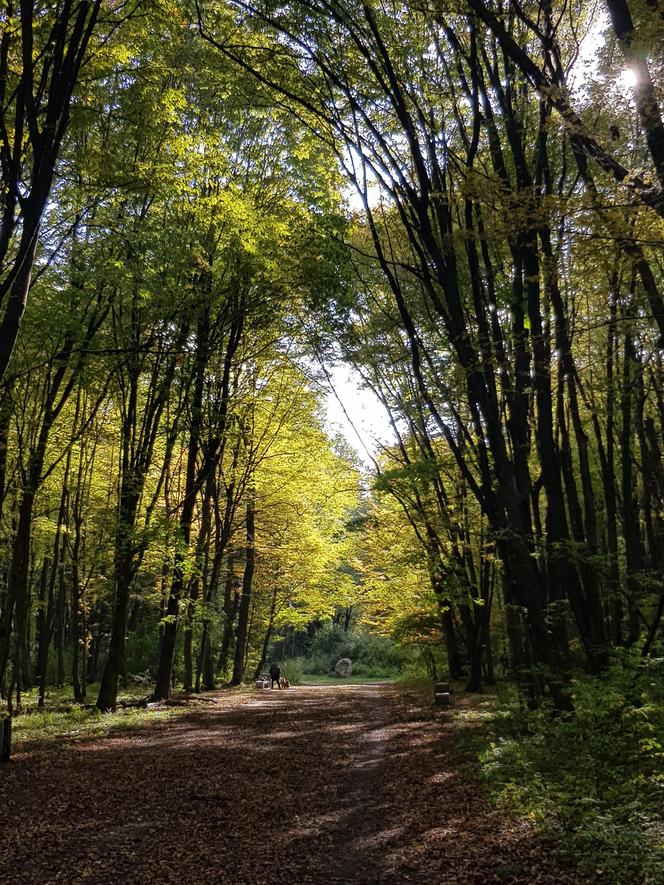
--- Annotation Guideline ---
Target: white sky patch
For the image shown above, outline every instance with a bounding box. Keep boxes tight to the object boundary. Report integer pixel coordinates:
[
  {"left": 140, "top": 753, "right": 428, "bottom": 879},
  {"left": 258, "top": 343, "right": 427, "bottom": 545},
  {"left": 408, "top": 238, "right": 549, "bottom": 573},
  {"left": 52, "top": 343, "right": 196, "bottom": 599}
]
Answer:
[
  {"left": 340, "top": 142, "right": 385, "bottom": 213},
  {"left": 571, "top": 8, "right": 641, "bottom": 100},
  {"left": 324, "top": 363, "right": 394, "bottom": 465},
  {"left": 569, "top": 7, "right": 607, "bottom": 94}
]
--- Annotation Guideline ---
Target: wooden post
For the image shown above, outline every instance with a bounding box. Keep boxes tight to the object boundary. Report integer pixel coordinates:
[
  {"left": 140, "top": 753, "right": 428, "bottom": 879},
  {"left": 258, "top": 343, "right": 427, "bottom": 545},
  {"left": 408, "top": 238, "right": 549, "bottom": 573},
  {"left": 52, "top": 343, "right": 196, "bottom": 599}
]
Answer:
[
  {"left": 434, "top": 681, "right": 451, "bottom": 706},
  {"left": 0, "top": 715, "right": 11, "bottom": 762}
]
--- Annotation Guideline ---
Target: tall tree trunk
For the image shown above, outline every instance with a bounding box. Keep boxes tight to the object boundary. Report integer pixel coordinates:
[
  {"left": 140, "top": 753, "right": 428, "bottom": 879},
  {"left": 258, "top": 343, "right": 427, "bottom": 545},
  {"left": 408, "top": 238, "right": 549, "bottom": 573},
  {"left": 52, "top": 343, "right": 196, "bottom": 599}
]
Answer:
[
  {"left": 97, "top": 305, "right": 186, "bottom": 710},
  {"left": 182, "top": 582, "right": 198, "bottom": 694},
  {"left": 218, "top": 554, "right": 238, "bottom": 677},
  {"left": 621, "top": 329, "right": 643, "bottom": 646},
  {"left": 71, "top": 558, "right": 84, "bottom": 703},
  {"left": 641, "top": 416, "right": 664, "bottom": 656},
  {"left": 196, "top": 480, "right": 230, "bottom": 692},
  {"left": 592, "top": 291, "right": 622, "bottom": 645},
  {"left": 231, "top": 497, "right": 255, "bottom": 686},
  {"left": 154, "top": 303, "right": 242, "bottom": 700},
  {"left": 0, "top": 291, "right": 106, "bottom": 691},
  {"left": 0, "top": 487, "right": 36, "bottom": 688},
  {"left": 97, "top": 492, "right": 139, "bottom": 709},
  {"left": 36, "top": 483, "right": 69, "bottom": 707},
  {"left": 0, "top": 382, "right": 12, "bottom": 505},
  {"left": 253, "top": 585, "right": 278, "bottom": 681},
  {"left": 440, "top": 605, "right": 464, "bottom": 681},
  {"left": 35, "top": 557, "right": 51, "bottom": 704},
  {"left": 155, "top": 312, "right": 210, "bottom": 700},
  {"left": 184, "top": 475, "right": 214, "bottom": 692}
]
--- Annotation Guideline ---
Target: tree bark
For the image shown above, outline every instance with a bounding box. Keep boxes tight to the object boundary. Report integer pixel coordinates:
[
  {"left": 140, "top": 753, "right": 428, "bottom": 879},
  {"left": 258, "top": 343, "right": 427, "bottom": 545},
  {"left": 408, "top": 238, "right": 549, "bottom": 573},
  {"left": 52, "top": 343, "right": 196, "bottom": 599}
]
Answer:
[{"left": 231, "top": 497, "right": 256, "bottom": 686}]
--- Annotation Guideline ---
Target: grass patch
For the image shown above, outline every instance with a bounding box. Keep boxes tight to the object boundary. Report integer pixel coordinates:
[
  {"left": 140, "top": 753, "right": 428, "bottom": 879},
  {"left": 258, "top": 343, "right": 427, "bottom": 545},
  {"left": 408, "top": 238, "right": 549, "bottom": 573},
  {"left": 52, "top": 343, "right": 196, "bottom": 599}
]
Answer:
[
  {"left": 4, "top": 682, "right": 189, "bottom": 749},
  {"left": 5, "top": 681, "right": 267, "bottom": 750},
  {"left": 11, "top": 703, "right": 188, "bottom": 748},
  {"left": 299, "top": 673, "right": 399, "bottom": 685}
]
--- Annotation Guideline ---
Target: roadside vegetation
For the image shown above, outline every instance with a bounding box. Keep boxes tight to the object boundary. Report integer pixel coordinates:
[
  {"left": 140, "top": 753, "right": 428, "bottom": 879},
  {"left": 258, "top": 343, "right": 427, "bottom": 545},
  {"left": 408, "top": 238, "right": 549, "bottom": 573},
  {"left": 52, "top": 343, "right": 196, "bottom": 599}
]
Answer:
[{"left": 461, "top": 653, "right": 664, "bottom": 884}]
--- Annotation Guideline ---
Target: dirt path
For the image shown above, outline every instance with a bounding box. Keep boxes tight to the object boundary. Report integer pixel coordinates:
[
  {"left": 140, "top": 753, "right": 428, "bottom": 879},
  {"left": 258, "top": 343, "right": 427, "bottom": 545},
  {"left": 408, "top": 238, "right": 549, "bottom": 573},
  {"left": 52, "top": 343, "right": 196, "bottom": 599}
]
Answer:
[{"left": 0, "top": 685, "right": 570, "bottom": 884}]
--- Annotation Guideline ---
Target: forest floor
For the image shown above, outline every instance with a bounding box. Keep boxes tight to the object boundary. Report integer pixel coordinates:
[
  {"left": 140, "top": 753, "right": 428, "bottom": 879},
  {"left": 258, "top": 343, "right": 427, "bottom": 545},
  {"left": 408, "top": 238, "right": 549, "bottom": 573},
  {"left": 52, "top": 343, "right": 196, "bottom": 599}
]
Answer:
[{"left": 0, "top": 684, "right": 584, "bottom": 884}]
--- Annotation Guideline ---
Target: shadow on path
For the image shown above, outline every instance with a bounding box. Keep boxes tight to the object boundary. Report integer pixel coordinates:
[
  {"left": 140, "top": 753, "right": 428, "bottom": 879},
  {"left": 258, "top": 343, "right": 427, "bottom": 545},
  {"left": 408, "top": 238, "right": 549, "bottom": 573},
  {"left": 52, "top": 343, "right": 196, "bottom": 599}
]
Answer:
[{"left": 0, "top": 685, "right": 575, "bottom": 884}]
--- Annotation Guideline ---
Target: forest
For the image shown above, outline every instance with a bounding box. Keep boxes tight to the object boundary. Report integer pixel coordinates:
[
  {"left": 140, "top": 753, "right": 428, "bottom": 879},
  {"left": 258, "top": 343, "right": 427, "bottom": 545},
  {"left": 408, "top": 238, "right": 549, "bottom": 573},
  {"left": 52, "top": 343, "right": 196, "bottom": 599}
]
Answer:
[{"left": 0, "top": 0, "right": 663, "bottom": 882}]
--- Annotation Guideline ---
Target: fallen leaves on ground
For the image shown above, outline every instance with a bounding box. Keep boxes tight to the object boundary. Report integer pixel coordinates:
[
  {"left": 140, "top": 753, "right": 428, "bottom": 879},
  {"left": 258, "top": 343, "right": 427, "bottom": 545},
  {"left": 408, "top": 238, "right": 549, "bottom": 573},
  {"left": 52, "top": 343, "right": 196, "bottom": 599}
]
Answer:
[{"left": 0, "top": 684, "right": 587, "bottom": 884}]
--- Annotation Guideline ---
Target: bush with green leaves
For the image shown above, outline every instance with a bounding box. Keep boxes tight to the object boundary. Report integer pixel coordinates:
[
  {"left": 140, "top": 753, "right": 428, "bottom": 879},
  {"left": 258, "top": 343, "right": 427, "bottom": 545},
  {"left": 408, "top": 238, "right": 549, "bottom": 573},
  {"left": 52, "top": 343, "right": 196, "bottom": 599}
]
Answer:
[
  {"left": 310, "top": 624, "right": 408, "bottom": 675},
  {"left": 279, "top": 657, "right": 305, "bottom": 685},
  {"left": 475, "top": 651, "right": 664, "bottom": 884},
  {"left": 279, "top": 623, "right": 411, "bottom": 677}
]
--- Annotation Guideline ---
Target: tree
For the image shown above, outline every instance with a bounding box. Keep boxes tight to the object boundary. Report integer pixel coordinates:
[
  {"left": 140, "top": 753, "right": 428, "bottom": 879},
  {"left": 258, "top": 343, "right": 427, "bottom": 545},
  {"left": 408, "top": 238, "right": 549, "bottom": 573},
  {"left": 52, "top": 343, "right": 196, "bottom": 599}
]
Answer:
[
  {"left": 0, "top": 0, "right": 126, "bottom": 381},
  {"left": 201, "top": 0, "right": 663, "bottom": 700}
]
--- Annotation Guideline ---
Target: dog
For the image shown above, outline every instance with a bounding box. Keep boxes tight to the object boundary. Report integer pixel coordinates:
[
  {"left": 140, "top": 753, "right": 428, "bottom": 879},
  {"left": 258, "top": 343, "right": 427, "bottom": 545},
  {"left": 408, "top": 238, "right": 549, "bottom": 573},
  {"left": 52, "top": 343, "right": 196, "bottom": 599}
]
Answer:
[{"left": 278, "top": 676, "right": 290, "bottom": 689}]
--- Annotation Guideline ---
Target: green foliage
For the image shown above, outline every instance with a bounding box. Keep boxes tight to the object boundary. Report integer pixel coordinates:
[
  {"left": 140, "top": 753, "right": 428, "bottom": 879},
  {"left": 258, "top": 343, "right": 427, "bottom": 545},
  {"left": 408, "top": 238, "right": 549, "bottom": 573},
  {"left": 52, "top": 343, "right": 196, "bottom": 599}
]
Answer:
[
  {"left": 279, "top": 657, "right": 305, "bottom": 685},
  {"left": 296, "top": 622, "right": 410, "bottom": 677},
  {"left": 474, "top": 653, "right": 664, "bottom": 883},
  {"left": 9, "top": 685, "right": 187, "bottom": 747},
  {"left": 124, "top": 623, "right": 163, "bottom": 679}
]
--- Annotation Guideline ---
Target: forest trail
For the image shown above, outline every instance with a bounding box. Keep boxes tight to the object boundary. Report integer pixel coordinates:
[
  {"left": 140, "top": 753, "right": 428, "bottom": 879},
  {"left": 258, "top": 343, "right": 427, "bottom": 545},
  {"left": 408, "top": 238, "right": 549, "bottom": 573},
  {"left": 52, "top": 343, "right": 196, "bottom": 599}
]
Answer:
[{"left": 1, "top": 685, "right": 573, "bottom": 884}]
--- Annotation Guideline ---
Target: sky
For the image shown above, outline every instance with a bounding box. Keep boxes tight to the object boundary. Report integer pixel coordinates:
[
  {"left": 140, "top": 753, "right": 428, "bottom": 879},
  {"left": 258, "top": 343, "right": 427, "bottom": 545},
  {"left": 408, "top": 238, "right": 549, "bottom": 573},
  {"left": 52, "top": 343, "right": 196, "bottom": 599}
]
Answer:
[{"left": 323, "top": 363, "right": 394, "bottom": 466}]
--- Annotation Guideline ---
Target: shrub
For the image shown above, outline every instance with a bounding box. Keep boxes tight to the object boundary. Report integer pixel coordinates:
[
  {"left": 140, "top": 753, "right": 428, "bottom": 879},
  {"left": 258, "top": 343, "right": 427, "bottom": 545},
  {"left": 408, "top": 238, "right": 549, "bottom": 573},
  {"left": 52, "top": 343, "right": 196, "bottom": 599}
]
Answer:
[
  {"left": 297, "top": 624, "right": 410, "bottom": 676},
  {"left": 474, "top": 651, "right": 664, "bottom": 884},
  {"left": 124, "top": 624, "right": 161, "bottom": 680},
  {"left": 280, "top": 658, "right": 305, "bottom": 685}
]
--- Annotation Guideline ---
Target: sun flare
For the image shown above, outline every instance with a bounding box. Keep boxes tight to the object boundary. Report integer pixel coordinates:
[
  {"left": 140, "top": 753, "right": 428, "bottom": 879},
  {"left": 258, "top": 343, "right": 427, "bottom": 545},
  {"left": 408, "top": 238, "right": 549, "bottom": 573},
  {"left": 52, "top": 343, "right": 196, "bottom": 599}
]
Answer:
[{"left": 618, "top": 67, "right": 638, "bottom": 92}]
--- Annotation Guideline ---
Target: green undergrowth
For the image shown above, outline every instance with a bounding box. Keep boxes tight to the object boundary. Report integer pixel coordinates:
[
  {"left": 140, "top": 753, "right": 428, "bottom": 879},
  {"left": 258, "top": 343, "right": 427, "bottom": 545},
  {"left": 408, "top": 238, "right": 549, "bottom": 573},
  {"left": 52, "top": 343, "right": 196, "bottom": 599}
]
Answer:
[
  {"left": 278, "top": 625, "right": 411, "bottom": 683},
  {"left": 11, "top": 703, "right": 188, "bottom": 748},
  {"left": 298, "top": 673, "right": 399, "bottom": 685},
  {"left": 4, "top": 683, "right": 189, "bottom": 749},
  {"left": 460, "top": 652, "right": 664, "bottom": 884}
]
